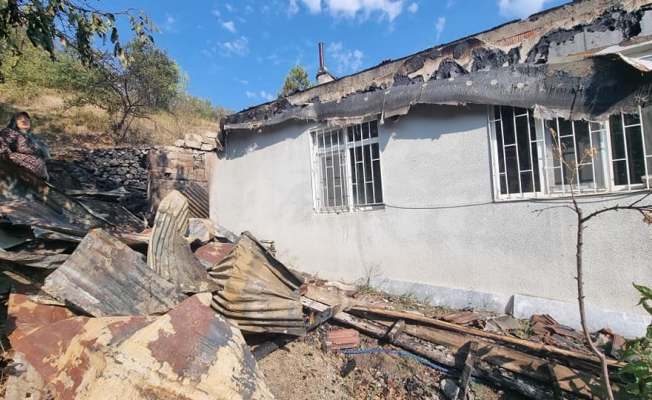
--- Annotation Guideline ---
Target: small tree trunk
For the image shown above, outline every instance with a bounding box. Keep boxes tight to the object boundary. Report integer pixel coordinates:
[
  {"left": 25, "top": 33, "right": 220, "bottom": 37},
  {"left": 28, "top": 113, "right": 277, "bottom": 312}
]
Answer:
[{"left": 575, "top": 207, "right": 614, "bottom": 400}]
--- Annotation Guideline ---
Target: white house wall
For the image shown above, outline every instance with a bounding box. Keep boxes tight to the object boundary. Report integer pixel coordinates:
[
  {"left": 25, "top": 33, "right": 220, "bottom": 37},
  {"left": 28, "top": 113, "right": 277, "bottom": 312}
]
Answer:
[{"left": 209, "top": 104, "right": 652, "bottom": 336}]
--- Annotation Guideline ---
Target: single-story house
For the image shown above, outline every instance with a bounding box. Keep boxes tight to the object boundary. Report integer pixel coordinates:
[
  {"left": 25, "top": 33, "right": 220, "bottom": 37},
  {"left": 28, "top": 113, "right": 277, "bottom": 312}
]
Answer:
[{"left": 209, "top": 0, "right": 652, "bottom": 337}]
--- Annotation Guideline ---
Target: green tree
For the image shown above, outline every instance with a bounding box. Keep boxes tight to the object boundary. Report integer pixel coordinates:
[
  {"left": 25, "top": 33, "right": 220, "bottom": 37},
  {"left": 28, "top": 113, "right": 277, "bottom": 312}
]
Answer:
[
  {"left": 62, "top": 39, "right": 182, "bottom": 140},
  {"left": 280, "top": 65, "right": 312, "bottom": 96},
  {"left": 0, "top": 0, "right": 156, "bottom": 81}
]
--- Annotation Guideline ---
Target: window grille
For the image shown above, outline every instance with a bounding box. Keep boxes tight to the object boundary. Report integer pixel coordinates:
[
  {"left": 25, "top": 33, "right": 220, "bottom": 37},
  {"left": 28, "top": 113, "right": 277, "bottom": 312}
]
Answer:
[
  {"left": 311, "top": 120, "right": 383, "bottom": 212},
  {"left": 489, "top": 105, "right": 651, "bottom": 200}
]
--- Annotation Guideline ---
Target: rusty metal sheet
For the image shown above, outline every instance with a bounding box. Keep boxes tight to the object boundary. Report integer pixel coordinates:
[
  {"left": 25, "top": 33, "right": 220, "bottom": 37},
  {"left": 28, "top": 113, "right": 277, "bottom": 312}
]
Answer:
[
  {"left": 6, "top": 282, "right": 77, "bottom": 341},
  {"left": 9, "top": 294, "right": 275, "bottom": 400},
  {"left": 43, "top": 228, "right": 187, "bottom": 317},
  {"left": 147, "top": 190, "right": 219, "bottom": 293},
  {"left": 0, "top": 158, "right": 107, "bottom": 236},
  {"left": 194, "top": 241, "right": 235, "bottom": 269},
  {"left": 209, "top": 231, "right": 306, "bottom": 335}
]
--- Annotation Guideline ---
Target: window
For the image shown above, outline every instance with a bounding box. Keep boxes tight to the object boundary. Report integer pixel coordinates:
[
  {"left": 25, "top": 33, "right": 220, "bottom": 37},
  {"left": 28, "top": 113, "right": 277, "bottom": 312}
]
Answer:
[
  {"left": 489, "top": 105, "right": 652, "bottom": 199},
  {"left": 311, "top": 120, "right": 383, "bottom": 212}
]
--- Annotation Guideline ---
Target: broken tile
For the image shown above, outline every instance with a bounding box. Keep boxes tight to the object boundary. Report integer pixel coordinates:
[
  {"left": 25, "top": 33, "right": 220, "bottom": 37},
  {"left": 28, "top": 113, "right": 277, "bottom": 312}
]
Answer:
[{"left": 324, "top": 328, "right": 360, "bottom": 351}]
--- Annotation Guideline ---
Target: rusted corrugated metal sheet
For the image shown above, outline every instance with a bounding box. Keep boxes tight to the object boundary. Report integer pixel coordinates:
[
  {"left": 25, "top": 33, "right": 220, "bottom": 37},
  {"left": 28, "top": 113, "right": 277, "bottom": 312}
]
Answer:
[
  {"left": 147, "top": 190, "right": 219, "bottom": 293},
  {"left": 0, "top": 159, "right": 106, "bottom": 236},
  {"left": 209, "top": 231, "right": 306, "bottom": 335},
  {"left": 43, "top": 229, "right": 187, "bottom": 317},
  {"left": 9, "top": 294, "right": 275, "bottom": 400}
]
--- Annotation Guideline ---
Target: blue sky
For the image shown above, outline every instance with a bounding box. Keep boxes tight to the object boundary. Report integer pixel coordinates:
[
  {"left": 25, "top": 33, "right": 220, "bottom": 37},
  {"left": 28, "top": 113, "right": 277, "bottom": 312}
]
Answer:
[{"left": 107, "top": 0, "right": 569, "bottom": 112}]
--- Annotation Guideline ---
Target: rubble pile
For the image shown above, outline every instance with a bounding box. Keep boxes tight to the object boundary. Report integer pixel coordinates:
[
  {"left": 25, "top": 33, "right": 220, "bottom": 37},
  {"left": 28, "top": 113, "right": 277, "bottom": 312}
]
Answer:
[{"left": 0, "top": 160, "right": 635, "bottom": 399}]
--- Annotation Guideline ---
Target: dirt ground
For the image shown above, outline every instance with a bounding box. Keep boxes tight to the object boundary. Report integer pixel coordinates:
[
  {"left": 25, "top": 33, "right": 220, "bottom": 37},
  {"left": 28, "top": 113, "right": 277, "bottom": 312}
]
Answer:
[{"left": 257, "top": 323, "right": 528, "bottom": 400}]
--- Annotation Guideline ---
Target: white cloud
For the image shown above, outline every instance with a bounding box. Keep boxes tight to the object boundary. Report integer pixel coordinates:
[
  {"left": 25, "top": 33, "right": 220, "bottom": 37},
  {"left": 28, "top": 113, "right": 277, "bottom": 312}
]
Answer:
[
  {"left": 328, "top": 42, "right": 364, "bottom": 74},
  {"left": 301, "top": 0, "right": 322, "bottom": 13},
  {"left": 289, "top": 0, "right": 300, "bottom": 15},
  {"left": 498, "top": 0, "right": 551, "bottom": 19},
  {"left": 260, "top": 91, "right": 275, "bottom": 101},
  {"left": 164, "top": 13, "right": 178, "bottom": 33},
  {"left": 446, "top": 0, "right": 455, "bottom": 7},
  {"left": 212, "top": 9, "right": 220, "bottom": 17},
  {"left": 219, "top": 36, "right": 249, "bottom": 57},
  {"left": 246, "top": 91, "right": 257, "bottom": 99},
  {"left": 325, "top": 0, "right": 404, "bottom": 22},
  {"left": 435, "top": 17, "right": 445, "bottom": 41},
  {"left": 225, "top": 3, "right": 234, "bottom": 12},
  {"left": 222, "top": 21, "right": 236, "bottom": 32},
  {"left": 245, "top": 5, "right": 254, "bottom": 13},
  {"left": 407, "top": 2, "right": 418, "bottom": 13}
]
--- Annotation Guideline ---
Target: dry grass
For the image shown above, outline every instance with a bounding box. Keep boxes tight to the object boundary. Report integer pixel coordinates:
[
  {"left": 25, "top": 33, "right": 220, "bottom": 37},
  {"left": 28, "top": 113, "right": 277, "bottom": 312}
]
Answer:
[{"left": 0, "top": 84, "right": 221, "bottom": 151}]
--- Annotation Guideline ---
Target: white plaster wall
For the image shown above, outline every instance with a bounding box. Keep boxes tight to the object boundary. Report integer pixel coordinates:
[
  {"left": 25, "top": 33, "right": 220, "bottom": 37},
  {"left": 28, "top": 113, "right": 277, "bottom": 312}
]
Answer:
[{"left": 211, "top": 104, "right": 652, "bottom": 324}]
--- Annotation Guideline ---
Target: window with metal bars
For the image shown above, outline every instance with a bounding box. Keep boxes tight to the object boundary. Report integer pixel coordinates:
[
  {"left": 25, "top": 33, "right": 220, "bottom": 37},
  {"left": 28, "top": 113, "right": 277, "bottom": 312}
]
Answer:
[
  {"left": 311, "top": 120, "right": 383, "bottom": 212},
  {"left": 489, "top": 105, "right": 652, "bottom": 199}
]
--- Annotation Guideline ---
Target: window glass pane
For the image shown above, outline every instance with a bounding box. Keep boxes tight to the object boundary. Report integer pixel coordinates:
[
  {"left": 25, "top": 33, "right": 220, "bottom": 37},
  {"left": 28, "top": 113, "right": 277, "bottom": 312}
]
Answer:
[
  {"left": 495, "top": 121, "right": 506, "bottom": 174},
  {"left": 610, "top": 114, "right": 626, "bottom": 160},
  {"left": 531, "top": 142, "right": 541, "bottom": 191},
  {"left": 362, "top": 122, "right": 370, "bottom": 139},
  {"left": 501, "top": 107, "right": 516, "bottom": 145},
  {"left": 366, "top": 183, "right": 374, "bottom": 203},
  {"left": 626, "top": 125, "right": 645, "bottom": 184},
  {"left": 528, "top": 112, "right": 537, "bottom": 141},
  {"left": 499, "top": 175, "right": 507, "bottom": 195},
  {"left": 372, "top": 143, "right": 380, "bottom": 159},
  {"left": 347, "top": 126, "right": 353, "bottom": 142},
  {"left": 373, "top": 159, "right": 382, "bottom": 202},
  {"left": 624, "top": 113, "right": 640, "bottom": 126},
  {"left": 574, "top": 121, "right": 591, "bottom": 160},
  {"left": 558, "top": 119, "right": 572, "bottom": 136},
  {"left": 364, "top": 145, "right": 372, "bottom": 181},
  {"left": 643, "top": 107, "right": 652, "bottom": 156},
  {"left": 370, "top": 120, "right": 378, "bottom": 138},
  {"left": 578, "top": 164, "right": 594, "bottom": 184},
  {"left": 520, "top": 172, "right": 534, "bottom": 193},
  {"left": 613, "top": 160, "right": 628, "bottom": 186},
  {"left": 356, "top": 166, "right": 365, "bottom": 204},
  {"left": 504, "top": 146, "right": 519, "bottom": 194},
  {"left": 515, "top": 115, "right": 531, "bottom": 169},
  {"left": 318, "top": 133, "right": 325, "bottom": 149}
]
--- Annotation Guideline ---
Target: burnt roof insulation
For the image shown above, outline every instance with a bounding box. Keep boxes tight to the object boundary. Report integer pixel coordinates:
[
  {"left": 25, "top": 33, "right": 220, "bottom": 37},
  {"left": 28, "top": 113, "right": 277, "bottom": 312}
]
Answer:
[{"left": 220, "top": 0, "right": 652, "bottom": 137}]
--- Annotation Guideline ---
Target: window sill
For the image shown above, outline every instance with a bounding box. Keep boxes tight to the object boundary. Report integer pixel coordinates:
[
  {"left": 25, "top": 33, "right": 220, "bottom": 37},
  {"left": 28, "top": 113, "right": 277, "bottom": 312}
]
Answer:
[
  {"left": 494, "top": 187, "right": 651, "bottom": 202},
  {"left": 314, "top": 204, "right": 386, "bottom": 214}
]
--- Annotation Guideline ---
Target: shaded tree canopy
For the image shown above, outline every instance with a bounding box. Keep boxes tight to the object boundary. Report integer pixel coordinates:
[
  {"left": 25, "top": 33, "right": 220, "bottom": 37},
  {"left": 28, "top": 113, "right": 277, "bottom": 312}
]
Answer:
[
  {"left": 0, "top": 0, "right": 156, "bottom": 80},
  {"left": 280, "top": 65, "right": 312, "bottom": 96}
]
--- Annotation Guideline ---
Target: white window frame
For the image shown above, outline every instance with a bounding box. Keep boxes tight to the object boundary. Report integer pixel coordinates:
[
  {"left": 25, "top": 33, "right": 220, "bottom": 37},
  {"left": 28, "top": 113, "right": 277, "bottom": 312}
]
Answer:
[
  {"left": 310, "top": 120, "right": 384, "bottom": 213},
  {"left": 489, "top": 105, "right": 652, "bottom": 200}
]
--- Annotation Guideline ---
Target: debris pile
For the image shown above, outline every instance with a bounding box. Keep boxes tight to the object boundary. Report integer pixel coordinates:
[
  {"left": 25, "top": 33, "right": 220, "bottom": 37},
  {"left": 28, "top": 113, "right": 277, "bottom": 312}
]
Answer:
[{"left": 0, "top": 161, "right": 635, "bottom": 399}]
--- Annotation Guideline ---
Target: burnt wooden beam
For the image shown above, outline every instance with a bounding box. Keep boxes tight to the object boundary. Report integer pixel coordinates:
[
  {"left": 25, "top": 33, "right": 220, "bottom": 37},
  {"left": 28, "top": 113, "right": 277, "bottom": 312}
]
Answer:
[{"left": 302, "top": 298, "right": 553, "bottom": 399}]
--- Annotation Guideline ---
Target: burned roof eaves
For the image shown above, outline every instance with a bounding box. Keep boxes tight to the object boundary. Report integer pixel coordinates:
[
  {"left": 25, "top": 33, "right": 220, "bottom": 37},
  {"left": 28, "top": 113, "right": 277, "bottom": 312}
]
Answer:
[{"left": 222, "top": 0, "right": 652, "bottom": 132}]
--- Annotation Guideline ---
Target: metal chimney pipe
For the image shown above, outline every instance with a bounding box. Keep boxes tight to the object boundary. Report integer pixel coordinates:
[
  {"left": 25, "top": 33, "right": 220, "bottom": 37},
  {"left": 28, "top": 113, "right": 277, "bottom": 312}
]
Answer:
[{"left": 318, "top": 42, "right": 325, "bottom": 70}]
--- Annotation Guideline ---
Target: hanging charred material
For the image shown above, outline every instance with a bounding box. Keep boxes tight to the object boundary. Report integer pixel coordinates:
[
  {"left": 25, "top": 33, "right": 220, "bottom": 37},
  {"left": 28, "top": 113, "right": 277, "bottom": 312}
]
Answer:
[{"left": 209, "top": 231, "right": 306, "bottom": 335}]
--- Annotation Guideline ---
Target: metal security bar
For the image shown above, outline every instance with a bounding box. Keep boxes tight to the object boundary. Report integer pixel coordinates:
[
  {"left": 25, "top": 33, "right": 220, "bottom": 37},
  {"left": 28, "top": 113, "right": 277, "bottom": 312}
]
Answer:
[
  {"left": 542, "top": 118, "right": 605, "bottom": 195},
  {"left": 489, "top": 106, "right": 540, "bottom": 197},
  {"left": 311, "top": 120, "right": 383, "bottom": 212},
  {"left": 608, "top": 108, "right": 652, "bottom": 190}
]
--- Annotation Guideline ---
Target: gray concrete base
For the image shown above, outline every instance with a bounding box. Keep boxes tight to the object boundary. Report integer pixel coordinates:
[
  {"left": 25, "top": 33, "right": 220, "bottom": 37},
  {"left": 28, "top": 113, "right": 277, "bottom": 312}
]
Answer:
[
  {"left": 369, "top": 278, "right": 650, "bottom": 338},
  {"left": 510, "top": 294, "right": 651, "bottom": 339}
]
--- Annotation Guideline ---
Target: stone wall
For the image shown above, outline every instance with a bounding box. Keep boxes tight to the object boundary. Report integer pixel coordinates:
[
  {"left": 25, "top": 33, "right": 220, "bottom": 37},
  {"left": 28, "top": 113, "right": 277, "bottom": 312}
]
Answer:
[
  {"left": 46, "top": 131, "right": 220, "bottom": 223},
  {"left": 47, "top": 147, "right": 151, "bottom": 218}
]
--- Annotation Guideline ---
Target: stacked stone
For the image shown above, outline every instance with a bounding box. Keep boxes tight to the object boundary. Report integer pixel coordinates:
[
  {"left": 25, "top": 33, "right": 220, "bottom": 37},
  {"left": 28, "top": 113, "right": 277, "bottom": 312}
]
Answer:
[{"left": 47, "top": 147, "right": 151, "bottom": 218}]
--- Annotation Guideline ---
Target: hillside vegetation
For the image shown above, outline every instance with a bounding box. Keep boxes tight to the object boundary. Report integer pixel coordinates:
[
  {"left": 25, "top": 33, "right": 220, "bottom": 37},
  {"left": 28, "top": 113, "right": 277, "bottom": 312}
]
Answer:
[{"left": 0, "top": 36, "right": 229, "bottom": 152}]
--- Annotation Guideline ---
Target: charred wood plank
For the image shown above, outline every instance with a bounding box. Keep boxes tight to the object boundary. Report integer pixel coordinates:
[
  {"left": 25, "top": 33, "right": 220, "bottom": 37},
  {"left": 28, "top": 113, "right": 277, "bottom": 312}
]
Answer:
[
  {"left": 43, "top": 229, "right": 186, "bottom": 317},
  {"left": 350, "top": 305, "right": 617, "bottom": 368},
  {"left": 302, "top": 298, "right": 552, "bottom": 399},
  {"left": 458, "top": 341, "right": 478, "bottom": 400},
  {"left": 354, "top": 309, "right": 626, "bottom": 399}
]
